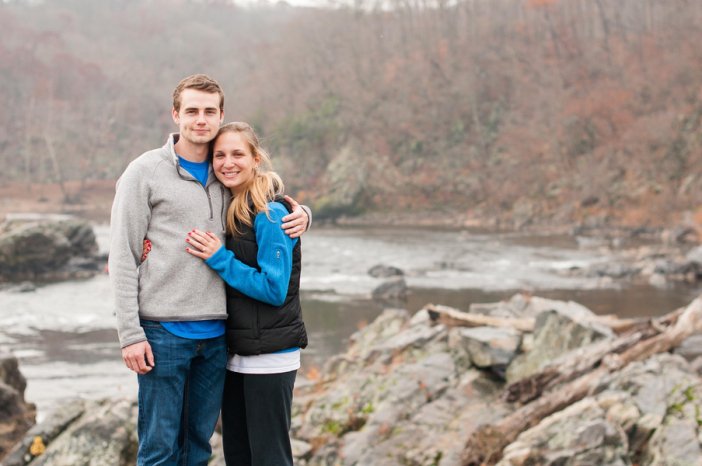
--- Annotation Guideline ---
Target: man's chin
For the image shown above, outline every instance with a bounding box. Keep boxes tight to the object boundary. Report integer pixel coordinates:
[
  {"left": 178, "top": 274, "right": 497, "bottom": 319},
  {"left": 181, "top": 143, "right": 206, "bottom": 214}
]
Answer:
[{"left": 185, "top": 134, "right": 214, "bottom": 145}]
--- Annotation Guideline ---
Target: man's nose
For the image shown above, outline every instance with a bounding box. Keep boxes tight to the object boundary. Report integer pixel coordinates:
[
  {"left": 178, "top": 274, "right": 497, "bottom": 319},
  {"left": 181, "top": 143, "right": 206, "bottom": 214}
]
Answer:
[{"left": 196, "top": 112, "right": 207, "bottom": 123}]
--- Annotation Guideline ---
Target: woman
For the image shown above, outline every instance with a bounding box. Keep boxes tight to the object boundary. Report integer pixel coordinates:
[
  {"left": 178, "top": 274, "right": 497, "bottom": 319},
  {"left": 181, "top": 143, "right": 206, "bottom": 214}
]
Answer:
[{"left": 185, "top": 122, "right": 307, "bottom": 466}]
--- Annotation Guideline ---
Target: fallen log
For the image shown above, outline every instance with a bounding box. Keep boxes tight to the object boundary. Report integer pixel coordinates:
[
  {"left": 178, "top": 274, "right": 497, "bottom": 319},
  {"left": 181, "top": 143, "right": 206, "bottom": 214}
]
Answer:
[
  {"left": 426, "top": 304, "right": 535, "bottom": 332},
  {"left": 460, "top": 296, "right": 702, "bottom": 466},
  {"left": 425, "top": 303, "right": 648, "bottom": 335},
  {"left": 504, "top": 306, "right": 685, "bottom": 403}
]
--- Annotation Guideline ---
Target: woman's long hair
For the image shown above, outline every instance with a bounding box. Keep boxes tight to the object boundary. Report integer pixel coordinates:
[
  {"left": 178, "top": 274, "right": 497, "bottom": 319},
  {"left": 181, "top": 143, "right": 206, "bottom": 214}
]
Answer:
[{"left": 215, "top": 122, "right": 284, "bottom": 236}]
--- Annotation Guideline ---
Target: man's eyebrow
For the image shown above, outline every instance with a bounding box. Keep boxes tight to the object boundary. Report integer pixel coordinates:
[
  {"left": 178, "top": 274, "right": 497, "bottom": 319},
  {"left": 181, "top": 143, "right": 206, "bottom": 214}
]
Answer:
[{"left": 182, "top": 106, "right": 219, "bottom": 111}]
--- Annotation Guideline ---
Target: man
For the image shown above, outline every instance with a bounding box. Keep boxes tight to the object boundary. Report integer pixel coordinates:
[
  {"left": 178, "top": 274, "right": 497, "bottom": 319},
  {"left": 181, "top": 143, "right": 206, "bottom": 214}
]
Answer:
[{"left": 109, "top": 74, "right": 310, "bottom": 466}]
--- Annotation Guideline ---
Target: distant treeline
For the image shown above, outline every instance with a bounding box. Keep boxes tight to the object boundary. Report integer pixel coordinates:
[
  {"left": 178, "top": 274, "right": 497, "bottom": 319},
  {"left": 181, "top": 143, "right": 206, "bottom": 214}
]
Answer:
[{"left": 2, "top": 0, "right": 701, "bottom": 225}]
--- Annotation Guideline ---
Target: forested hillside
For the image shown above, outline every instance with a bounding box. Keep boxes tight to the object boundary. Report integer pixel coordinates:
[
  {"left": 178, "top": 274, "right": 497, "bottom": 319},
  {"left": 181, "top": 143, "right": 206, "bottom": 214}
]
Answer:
[{"left": 2, "top": 0, "right": 702, "bottom": 228}]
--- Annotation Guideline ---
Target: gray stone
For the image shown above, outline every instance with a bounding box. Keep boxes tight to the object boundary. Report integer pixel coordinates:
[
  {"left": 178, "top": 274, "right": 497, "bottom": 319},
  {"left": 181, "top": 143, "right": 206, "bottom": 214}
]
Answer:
[
  {"left": 469, "top": 293, "right": 531, "bottom": 318},
  {"left": 366, "top": 324, "right": 446, "bottom": 364},
  {"left": 648, "top": 273, "right": 668, "bottom": 287},
  {"left": 346, "top": 308, "right": 409, "bottom": 362},
  {"left": 451, "top": 326, "right": 521, "bottom": 369},
  {"left": 591, "top": 262, "right": 640, "bottom": 279},
  {"left": 0, "top": 217, "right": 99, "bottom": 283},
  {"left": 674, "top": 334, "right": 702, "bottom": 362},
  {"left": 646, "top": 419, "right": 702, "bottom": 465},
  {"left": 3, "top": 399, "right": 86, "bottom": 466},
  {"left": 498, "top": 398, "right": 630, "bottom": 466},
  {"left": 371, "top": 277, "right": 408, "bottom": 301},
  {"left": 291, "top": 438, "right": 313, "bottom": 460},
  {"left": 26, "top": 398, "right": 136, "bottom": 466},
  {"left": 687, "top": 246, "right": 702, "bottom": 265},
  {"left": 312, "top": 145, "right": 368, "bottom": 220},
  {"left": 367, "top": 264, "right": 404, "bottom": 278},
  {"left": 0, "top": 353, "right": 35, "bottom": 462},
  {"left": 506, "top": 305, "right": 613, "bottom": 383}
]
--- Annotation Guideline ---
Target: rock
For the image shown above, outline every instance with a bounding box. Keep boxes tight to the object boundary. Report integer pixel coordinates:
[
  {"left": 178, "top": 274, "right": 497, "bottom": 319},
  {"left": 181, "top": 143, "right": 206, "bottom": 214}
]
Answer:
[
  {"left": 674, "top": 334, "right": 702, "bottom": 362},
  {"left": 590, "top": 262, "right": 640, "bottom": 279},
  {"left": 506, "top": 304, "right": 613, "bottom": 383},
  {"left": 291, "top": 438, "right": 312, "bottom": 460},
  {"left": 0, "top": 353, "right": 36, "bottom": 462},
  {"left": 365, "top": 324, "right": 446, "bottom": 365},
  {"left": 367, "top": 264, "right": 404, "bottom": 278},
  {"left": 312, "top": 146, "right": 368, "bottom": 220},
  {"left": 3, "top": 399, "right": 86, "bottom": 466},
  {"left": 498, "top": 398, "right": 630, "bottom": 466},
  {"left": 662, "top": 226, "right": 698, "bottom": 244},
  {"left": 371, "top": 277, "right": 408, "bottom": 301},
  {"left": 653, "top": 258, "right": 700, "bottom": 276},
  {"left": 450, "top": 326, "right": 521, "bottom": 371},
  {"left": 646, "top": 419, "right": 702, "bottom": 465},
  {"left": 14, "top": 282, "right": 36, "bottom": 293},
  {"left": 0, "top": 216, "right": 100, "bottom": 283},
  {"left": 288, "top": 298, "right": 702, "bottom": 465},
  {"left": 648, "top": 273, "right": 667, "bottom": 287},
  {"left": 34, "top": 398, "right": 136, "bottom": 466},
  {"left": 687, "top": 246, "right": 702, "bottom": 265}
]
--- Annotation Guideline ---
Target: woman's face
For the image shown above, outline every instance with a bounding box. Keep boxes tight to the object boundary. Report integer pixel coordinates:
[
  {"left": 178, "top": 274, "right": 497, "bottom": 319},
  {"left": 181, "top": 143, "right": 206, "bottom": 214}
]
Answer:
[{"left": 212, "top": 131, "right": 259, "bottom": 194}]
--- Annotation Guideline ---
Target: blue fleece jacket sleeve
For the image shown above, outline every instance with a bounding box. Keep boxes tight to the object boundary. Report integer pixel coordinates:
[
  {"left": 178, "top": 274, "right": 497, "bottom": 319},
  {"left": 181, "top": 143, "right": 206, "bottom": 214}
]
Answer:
[{"left": 205, "top": 202, "right": 297, "bottom": 306}]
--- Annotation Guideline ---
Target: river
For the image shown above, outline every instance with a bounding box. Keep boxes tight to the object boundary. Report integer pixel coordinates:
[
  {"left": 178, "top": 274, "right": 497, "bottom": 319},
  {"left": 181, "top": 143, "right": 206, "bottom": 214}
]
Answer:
[{"left": 1, "top": 225, "right": 699, "bottom": 419}]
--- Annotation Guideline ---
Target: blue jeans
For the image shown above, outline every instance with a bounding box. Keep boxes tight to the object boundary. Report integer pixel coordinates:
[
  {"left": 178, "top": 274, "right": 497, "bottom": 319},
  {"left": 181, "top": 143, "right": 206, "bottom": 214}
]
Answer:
[{"left": 137, "top": 321, "right": 227, "bottom": 466}]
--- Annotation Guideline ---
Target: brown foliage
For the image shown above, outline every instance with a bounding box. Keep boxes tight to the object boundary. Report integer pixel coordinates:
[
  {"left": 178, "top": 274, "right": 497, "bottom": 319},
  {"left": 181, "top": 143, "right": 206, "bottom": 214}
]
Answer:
[{"left": 1, "top": 0, "right": 702, "bottom": 228}]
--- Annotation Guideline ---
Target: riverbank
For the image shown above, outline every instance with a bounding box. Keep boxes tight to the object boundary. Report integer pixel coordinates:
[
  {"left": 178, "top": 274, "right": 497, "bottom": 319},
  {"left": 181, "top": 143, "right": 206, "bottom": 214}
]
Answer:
[
  {"left": 4, "top": 294, "right": 702, "bottom": 465},
  {"left": 2, "top": 181, "right": 701, "bottom": 247}
]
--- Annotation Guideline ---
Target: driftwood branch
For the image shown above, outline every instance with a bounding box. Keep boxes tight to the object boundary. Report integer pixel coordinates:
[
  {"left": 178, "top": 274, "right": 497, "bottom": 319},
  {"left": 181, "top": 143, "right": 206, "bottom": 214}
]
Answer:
[
  {"left": 426, "top": 304, "right": 535, "bottom": 332},
  {"left": 460, "top": 296, "right": 702, "bottom": 466},
  {"left": 505, "top": 306, "right": 685, "bottom": 403},
  {"left": 425, "top": 303, "right": 649, "bottom": 335}
]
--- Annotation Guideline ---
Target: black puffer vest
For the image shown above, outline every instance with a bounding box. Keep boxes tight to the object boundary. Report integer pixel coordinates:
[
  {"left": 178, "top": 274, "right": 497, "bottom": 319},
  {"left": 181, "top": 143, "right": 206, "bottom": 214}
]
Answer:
[{"left": 224, "top": 197, "right": 307, "bottom": 356}]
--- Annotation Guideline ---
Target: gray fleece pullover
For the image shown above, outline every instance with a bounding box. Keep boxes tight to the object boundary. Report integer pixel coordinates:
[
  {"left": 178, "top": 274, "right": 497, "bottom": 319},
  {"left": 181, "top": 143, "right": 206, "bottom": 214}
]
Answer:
[{"left": 109, "top": 134, "right": 229, "bottom": 348}]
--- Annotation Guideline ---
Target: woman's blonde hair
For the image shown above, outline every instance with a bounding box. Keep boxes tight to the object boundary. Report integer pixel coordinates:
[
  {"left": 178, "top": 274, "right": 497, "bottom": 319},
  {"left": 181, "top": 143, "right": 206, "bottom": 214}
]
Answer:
[{"left": 214, "top": 122, "right": 284, "bottom": 236}]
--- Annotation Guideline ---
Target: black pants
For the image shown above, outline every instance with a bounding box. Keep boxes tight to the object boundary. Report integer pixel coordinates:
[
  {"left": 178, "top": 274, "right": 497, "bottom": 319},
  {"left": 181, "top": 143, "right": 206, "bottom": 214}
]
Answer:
[{"left": 221, "top": 369, "right": 297, "bottom": 466}]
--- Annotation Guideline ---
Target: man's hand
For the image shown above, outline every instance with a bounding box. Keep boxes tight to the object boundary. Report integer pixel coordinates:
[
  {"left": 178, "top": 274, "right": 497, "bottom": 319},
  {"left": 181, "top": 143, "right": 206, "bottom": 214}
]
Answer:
[
  {"left": 122, "top": 341, "right": 154, "bottom": 374},
  {"left": 281, "top": 195, "right": 308, "bottom": 239},
  {"left": 186, "top": 229, "right": 222, "bottom": 260}
]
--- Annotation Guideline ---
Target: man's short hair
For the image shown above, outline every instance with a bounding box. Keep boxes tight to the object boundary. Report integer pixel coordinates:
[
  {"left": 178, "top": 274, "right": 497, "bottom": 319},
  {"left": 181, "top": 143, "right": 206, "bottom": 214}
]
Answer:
[{"left": 172, "top": 74, "right": 224, "bottom": 112}]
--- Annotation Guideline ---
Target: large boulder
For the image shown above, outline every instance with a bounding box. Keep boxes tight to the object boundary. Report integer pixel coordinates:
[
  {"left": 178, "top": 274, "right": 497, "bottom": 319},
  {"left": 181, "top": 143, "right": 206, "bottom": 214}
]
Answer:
[
  {"left": 371, "top": 277, "right": 408, "bottom": 302},
  {"left": 449, "top": 326, "right": 521, "bottom": 372},
  {"left": 367, "top": 264, "right": 404, "bottom": 278},
  {"left": 0, "top": 215, "right": 100, "bottom": 283},
  {"left": 506, "top": 301, "right": 614, "bottom": 383},
  {"left": 498, "top": 398, "right": 630, "bottom": 466},
  {"left": 0, "top": 353, "right": 36, "bottom": 462},
  {"left": 293, "top": 308, "right": 509, "bottom": 466},
  {"left": 4, "top": 398, "right": 137, "bottom": 466}
]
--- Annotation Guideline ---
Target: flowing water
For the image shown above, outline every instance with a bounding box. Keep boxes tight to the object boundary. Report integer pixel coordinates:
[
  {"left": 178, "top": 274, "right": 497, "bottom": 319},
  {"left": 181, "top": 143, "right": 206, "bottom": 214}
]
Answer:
[{"left": 1, "top": 225, "right": 699, "bottom": 418}]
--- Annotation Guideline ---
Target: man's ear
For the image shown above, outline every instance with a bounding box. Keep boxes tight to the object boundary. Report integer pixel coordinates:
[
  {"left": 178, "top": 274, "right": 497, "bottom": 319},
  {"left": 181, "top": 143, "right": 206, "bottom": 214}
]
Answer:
[{"left": 172, "top": 107, "right": 179, "bottom": 124}]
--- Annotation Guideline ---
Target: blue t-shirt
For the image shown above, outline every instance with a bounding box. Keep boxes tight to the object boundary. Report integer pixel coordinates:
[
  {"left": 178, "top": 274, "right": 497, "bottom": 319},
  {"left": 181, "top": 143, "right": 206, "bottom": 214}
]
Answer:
[
  {"left": 178, "top": 155, "right": 209, "bottom": 186},
  {"left": 160, "top": 156, "right": 224, "bottom": 340}
]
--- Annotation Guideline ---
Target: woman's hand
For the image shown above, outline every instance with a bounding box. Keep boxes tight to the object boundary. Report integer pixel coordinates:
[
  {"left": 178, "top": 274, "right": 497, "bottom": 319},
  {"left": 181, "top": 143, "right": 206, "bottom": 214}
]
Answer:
[{"left": 185, "top": 229, "right": 222, "bottom": 260}]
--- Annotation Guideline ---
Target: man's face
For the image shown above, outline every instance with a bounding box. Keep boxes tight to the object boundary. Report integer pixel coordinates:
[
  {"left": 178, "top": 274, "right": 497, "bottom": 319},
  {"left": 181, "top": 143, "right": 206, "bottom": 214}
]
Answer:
[{"left": 172, "top": 89, "right": 223, "bottom": 145}]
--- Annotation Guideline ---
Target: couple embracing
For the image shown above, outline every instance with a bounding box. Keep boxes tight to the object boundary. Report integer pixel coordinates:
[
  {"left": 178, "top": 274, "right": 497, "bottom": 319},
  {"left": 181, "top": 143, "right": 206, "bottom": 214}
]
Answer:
[{"left": 109, "top": 74, "right": 309, "bottom": 466}]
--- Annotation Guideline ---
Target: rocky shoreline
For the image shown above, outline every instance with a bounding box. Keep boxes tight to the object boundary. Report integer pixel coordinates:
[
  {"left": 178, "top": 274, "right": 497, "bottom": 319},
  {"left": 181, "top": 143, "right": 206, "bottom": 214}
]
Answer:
[{"left": 3, "top": 294, "right": 702, "bottom": 465}]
